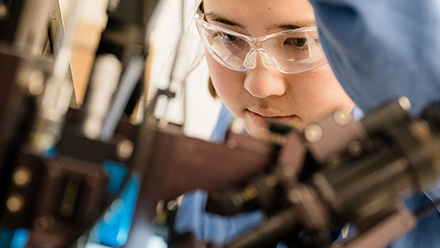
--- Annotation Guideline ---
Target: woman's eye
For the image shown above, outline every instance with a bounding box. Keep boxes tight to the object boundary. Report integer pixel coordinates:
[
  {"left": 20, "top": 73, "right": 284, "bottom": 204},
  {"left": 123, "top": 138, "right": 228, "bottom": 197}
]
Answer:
[
  {"left": 221, "top": 33, "right": 237, "bottom": 42},
  {"left": 284, "top": 38, "right": 308, "bottom": 47}
]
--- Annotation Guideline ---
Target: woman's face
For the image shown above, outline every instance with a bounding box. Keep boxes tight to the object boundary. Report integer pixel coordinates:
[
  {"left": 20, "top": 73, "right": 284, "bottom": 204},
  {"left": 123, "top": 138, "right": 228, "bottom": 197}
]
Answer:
[{"left": 203, "top": 0, "right": 355, "bottom": 140}]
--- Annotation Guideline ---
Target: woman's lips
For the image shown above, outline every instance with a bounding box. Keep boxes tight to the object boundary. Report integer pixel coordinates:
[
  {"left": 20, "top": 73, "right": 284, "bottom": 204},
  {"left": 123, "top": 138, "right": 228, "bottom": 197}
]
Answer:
[{"left": 247, "top": 109, "right": 296, "bottom": 128}]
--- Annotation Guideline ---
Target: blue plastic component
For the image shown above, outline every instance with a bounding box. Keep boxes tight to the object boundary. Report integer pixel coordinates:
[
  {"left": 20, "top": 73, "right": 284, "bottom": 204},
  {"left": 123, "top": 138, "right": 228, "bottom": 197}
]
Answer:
[
  {"left": 0, "top": 228, "right": 29, "bottom": 248},
  {"left": 103, "top": 161, "right": 128, "bottom": 195},
  {"left": 10, "top": 229, "right": 29, "bottom": 248},
  {"left": 89, "top": 167, "right": 140, "bottom": 247}
]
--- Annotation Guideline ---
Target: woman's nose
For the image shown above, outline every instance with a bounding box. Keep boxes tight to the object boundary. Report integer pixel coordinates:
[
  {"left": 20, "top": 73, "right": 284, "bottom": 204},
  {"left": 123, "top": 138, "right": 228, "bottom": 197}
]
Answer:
[{"left": 243, "top": 53, "right": 287, "bottom": 98}]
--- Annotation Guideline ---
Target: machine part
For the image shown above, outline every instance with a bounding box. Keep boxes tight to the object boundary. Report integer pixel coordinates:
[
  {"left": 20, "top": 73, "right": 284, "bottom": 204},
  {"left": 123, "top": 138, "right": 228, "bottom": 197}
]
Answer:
[{"left": 83, "top": 54, "right": 122, "bottom": 139}]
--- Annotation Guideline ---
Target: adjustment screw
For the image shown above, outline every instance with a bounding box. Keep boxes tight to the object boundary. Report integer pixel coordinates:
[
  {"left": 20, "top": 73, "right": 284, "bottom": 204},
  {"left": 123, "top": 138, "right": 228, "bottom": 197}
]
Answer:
[
  {"left": 12, "top": 166, "right": 32, "bottom": 187},
  {"left": 304, "top": 124, "right": 323, "bottom": 143},
  {"left": 230, "top": 119, "right": 245, "bottom": 134},
  {"left": 117, "top": 139, "right": 134, "bottom": 160},
  {"left": 333, "top": 108, "right": 352, "bottom": 126},
  {"left": 347, "top": 140, "right": 363, "bottom": 157},
  {"left": 398, "top": 97, "right": 411, "bottom": 111},
  {"left": 6, "top": 194, "right": 24, "bottom": 213}
]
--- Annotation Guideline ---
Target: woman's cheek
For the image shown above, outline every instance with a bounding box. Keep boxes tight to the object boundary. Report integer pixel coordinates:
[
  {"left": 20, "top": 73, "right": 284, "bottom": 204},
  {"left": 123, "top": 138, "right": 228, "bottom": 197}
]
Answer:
[{"left": 206, "top": 53, "right": 244, "bottom": 107}]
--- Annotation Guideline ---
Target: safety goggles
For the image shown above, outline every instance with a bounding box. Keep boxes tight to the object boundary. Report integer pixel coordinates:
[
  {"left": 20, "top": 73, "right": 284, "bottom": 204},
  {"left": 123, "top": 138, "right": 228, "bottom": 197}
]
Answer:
[{"left": 194, "top": 4, "right": 327, "bottom": 74}]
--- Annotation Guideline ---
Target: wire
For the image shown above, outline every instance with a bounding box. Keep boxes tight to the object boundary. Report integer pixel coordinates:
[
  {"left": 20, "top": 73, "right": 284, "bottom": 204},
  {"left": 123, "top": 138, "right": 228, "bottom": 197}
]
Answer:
[{"left": 414, "top": 197, "right": 440, "bottom": 218}]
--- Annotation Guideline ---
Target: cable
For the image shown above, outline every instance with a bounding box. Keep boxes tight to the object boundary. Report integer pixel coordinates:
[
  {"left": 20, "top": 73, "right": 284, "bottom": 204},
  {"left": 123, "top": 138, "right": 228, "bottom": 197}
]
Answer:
[{"left": 414, "top": 197, "right": 440, "bottom": 218}]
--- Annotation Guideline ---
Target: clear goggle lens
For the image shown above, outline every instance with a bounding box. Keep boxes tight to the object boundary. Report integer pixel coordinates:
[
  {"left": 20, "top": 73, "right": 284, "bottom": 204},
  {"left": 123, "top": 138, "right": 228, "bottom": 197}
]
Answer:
[{"left": 195, "top": 13, "right": 327, "bottom": 74}]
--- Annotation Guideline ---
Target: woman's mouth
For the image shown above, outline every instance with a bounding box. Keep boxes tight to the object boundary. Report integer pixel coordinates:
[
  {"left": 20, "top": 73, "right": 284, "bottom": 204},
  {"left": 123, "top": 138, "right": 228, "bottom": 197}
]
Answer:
[{"left": 247, "top": 109, "right": 298, "bottom": 129}]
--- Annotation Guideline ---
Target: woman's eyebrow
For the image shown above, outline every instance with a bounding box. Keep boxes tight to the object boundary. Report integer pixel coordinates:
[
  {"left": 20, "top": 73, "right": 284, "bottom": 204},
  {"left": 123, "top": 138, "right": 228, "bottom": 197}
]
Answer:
[
  {"left": 205, "top": 13, "right": 246, "bottom": 29},
  {"left": 269, "top": 20, "right": 316, "bottom": 30},
  {"left": 204, "top": 13, "right": 315, "bottom": 31}
]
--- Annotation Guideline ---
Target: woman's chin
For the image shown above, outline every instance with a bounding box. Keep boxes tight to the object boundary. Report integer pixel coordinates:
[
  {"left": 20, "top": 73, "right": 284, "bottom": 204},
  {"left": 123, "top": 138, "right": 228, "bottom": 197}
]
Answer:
[
  {"left": 245, "top": 120, "right": 306, "bottom": 141},
  {"left": 245, "top": 125, "right": 274, "bottom": 141}
]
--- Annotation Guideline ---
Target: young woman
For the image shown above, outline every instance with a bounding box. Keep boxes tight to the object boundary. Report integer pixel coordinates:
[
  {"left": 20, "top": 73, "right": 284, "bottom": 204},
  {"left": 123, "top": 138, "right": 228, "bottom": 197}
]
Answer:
[
  {"left": 175, "top": 0, "right": 440, "bottom": 247},
  {"left": 175, "top": 0, "right": 354, "bottom": 245},
  {"left": 196, "top": 0, "right": 354, "bottom": 141}
]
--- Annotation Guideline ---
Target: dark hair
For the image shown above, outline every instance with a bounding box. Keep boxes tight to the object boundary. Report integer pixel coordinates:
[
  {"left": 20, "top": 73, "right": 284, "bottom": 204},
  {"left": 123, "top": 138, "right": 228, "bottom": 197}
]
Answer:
[
  {"left": 192, "top": 0, "right": 217, "bottom": 99},
  {"left": 208, "top": 76, "right": 217, "bottom": 98}
]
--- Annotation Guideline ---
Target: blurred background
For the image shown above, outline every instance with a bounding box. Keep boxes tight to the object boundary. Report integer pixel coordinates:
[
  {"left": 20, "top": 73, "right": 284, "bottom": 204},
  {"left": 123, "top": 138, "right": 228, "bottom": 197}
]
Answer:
[
  {"left": 60, "top": 0, "right": 222, "bottom": 140},
  {"left": 54, "top": 1, "right": 220, "bottom": 247}
]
